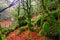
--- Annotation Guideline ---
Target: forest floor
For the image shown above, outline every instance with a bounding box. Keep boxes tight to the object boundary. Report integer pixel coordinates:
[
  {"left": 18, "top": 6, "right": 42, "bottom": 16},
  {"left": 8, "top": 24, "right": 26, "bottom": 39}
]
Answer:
[{"left": 6, "top": 27, "right": 46, "bottom": 40}]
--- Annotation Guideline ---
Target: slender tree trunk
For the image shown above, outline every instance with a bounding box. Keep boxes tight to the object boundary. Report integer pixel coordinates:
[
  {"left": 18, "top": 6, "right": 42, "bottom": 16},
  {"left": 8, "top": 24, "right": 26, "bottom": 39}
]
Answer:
[
  {"left": 26, "top": 0, "right": 32, "bottom": 30},
  {"left": 18, "top": 0, "right": 20, "bottom": 26}
]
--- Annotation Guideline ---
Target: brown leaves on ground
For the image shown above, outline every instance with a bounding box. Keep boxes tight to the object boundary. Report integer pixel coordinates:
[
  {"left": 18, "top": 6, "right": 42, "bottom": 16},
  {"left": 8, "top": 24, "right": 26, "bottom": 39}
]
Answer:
[{"left": 6, "top": 29, "right": 46, "bottom": 40}]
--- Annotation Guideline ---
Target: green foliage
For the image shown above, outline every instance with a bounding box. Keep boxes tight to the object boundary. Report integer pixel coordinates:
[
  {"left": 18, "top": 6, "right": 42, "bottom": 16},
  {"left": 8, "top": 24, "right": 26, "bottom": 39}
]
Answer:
[
  {"left": 17, "top": 27, "right": 25, "bottom": 35},
  {"left": 2, "top": 29, "right": 9, "bottom": 35},
  {"left": 12, "top": 7, "right": 19, "bottom": 19},
  {"left": 0, "top": 34, "right": 6, "bottom": 40},
  {"left": 39, "top": 22, "right": 50, "bottom": 36},
  {"left": 19, "top": 27, "right": 25, "bottom": 31},
  {"left": 51, "top": 23, "right": 58, "bottom": 36},
  {"left": 57, "top": 25, "right": 60, "bottom": 36},
  {"left": 43, "top": 22, "right": 50, "bottom": 34},
  {"left": 39, "top": 29, "right": 44, "bottom": 36},
  {"left": 35, "top": 15, "right": 45, "bottom": 27},
  {"left": 51, "top": 22, "right": 60, "bottom": 36},
  {"left": 38, "top": 0, "right": 60, "bottom": 37},
  {"left": 20, "top": 20, "right": 27, "bottom": 25},
  {"left": 43, "top": 0, "right": 59, "bottom": 13},
  {"left": 0, "top": 28, "right": 6, "bottom": 40},
  {"left": 19, "top": 19, "right": 27, "bottom": 26},
  {"left": 11, "top": 20, "right": 18, "bottom": 30},
  {"left": 47, "top": 15, "right": 56, "bottom": 22}
]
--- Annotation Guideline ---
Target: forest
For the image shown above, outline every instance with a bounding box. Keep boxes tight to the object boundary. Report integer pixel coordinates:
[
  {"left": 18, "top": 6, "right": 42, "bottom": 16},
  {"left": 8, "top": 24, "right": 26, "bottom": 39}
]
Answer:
[{"left": 0, "top": 0, "right": 60, "bottom": 40}]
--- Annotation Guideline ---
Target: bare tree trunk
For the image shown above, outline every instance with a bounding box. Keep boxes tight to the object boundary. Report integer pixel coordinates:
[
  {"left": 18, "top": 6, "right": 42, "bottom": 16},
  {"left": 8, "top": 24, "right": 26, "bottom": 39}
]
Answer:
[
  {"left": 18, "top": 0, "right": 20, "bottom": 26},
  {"left": 26, "top": 0, "right": 32, "bottom": 30}
]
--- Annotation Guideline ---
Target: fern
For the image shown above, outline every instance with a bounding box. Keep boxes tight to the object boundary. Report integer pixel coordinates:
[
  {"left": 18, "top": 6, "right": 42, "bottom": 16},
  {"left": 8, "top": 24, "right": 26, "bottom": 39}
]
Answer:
[{"left": 42, "top": 22, "right": 50, "bottom": 35}]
